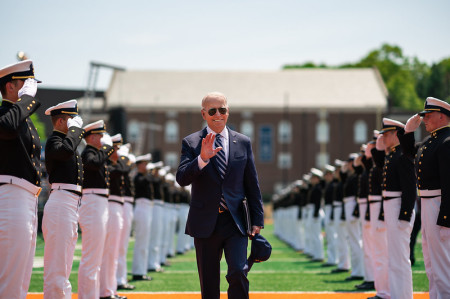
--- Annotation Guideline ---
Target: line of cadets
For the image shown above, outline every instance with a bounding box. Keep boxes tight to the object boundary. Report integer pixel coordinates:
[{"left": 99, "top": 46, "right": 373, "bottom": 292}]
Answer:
[
  {"left": 273, "top": 98, "right": 450, "bottom": 299},
  {"left": 0, "top": 59, "right": 193, "bottom": 299},
  {"left": 44, "top": 102, "right": 193, "bottom": 299}
]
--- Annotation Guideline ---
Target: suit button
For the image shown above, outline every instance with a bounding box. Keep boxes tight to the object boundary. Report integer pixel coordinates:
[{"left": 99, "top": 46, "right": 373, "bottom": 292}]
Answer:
[{"left": 404, "top": 211, "right": 407, "bottom": 215}]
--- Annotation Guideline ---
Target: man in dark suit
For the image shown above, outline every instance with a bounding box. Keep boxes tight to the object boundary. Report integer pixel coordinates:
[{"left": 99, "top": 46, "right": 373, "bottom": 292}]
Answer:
[{"left": 176, "top": 92, "right": 264, "bottom": 299}]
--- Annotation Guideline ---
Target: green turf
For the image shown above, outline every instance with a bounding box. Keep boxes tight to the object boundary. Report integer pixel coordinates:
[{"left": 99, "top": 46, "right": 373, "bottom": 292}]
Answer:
[{"left": 29, "top": 223, "right": 429, "bottom": 292}]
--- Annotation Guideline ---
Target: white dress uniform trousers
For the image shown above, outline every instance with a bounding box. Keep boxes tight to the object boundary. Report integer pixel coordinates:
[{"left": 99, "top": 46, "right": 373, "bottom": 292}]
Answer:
[
  {"left": 291, "top": 206, "right": 302, "bottom": 251},
  {"left": 0, "top": 184, "right": 38, "bottom": 299},
  {"left": 159, "top": 202, "right": 170, "bottom": 264},
  {"left": 100, "top": 201, "right": 124, "bottom": 298},
  {"left": 334, "top": 204, "right": 350, "bottom": 270},
  {"left": 324, "top": 204, "right": 337, "bottom": 264},
  {"left": 368, "top": 199, "right": 390, "bottom": 299},
  {"left": 168, "top": 203, "right": 178, "bottom": 257},
  {"left": 42, "top": 190, "right": 79, "bottom": 299},
  {"left": 132, "top": 199, "right": 153, "bottom": 275},
  {"left": 344, "top": 196, "right": 364, "bottom": 277},
  {"left": 384, "top": 197, "right": 414, "bottom": 299},
  {"left": 148, "top": 199, "right": 164, "bottom": 270},
  {"left": 358, "top": 199, "right": 374, "bottom": 282},
  {"left": 117, "top": 199, "right": 134, "bottom": 286},
  {"left": 421, "top": 196, "right": 450, "bottom": 299},
  {"left": 303, "top": 204, "right": 312, "bottom": 255},
  {"left": 310, "top": 207, "right": 325, "bottom": 260},
  {"left": 176, "top": 203, "right": 190, "bottom": 253},
  {"left": 78, "top": 194, "right": 109, "bottom": 299}
]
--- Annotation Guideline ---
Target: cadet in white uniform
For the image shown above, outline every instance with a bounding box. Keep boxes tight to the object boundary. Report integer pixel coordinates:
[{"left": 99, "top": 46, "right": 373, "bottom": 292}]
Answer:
[
  {"left": 43, "top": 100, "right": 84, "bottom": 299},
  {"left": 0, "top": 60, "right": 41, "bottom": 299}
]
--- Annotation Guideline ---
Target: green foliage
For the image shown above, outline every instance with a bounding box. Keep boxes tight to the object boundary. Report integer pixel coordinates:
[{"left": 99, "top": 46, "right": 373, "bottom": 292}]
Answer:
[
  {"left": 282, "top": 43, "right": 450, "bottom": 110},
  {"left": 30, "top": 113, "right": 47, "bottom": 142}
]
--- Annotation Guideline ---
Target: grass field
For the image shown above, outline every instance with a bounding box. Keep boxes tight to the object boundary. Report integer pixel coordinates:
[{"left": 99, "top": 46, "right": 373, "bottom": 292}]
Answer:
[{"left": 29, "top": 223, "right": 429, "bottom": 293}]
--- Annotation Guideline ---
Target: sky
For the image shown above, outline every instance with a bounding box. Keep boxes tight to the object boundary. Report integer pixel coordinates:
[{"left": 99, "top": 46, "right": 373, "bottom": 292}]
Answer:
[{"left": 2, "top": 0, "right": 449, "bottom": 90}]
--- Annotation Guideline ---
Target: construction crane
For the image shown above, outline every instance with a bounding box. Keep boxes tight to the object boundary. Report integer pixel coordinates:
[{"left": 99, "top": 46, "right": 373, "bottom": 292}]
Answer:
[{"left": 81, "top": 61, "right": 125, "bottom": 123}]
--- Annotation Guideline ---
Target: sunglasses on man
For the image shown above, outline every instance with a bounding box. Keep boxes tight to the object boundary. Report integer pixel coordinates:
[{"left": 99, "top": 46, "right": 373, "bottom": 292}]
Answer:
[{"left": 205, "top": 107, "right": 227, "bottom": 116}]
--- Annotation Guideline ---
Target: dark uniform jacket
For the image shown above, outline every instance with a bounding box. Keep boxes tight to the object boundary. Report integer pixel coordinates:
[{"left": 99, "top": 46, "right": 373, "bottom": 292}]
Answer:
[
  {"left": 119, "top": 156, "right": 134, "bottom": 198},
  {"left": 82, "top": 144, "right": 114, "bottom": 190},
  {"left": 45, "top": 128, "right": 84, "bottom": 186},
  {"left": 308, "top": 183, "right": 323, "bottom": 218},
  {"left": 108, "top": 160, "right": 125, "bottom": 199},
  {"left": 0, "top": 97, "right": 41, "bottom": 186},
  {"left": 151, "top": 176, "right": 164, "bottom": 200},
  {"left": 399, "top": 127, "right": 450, "bottom": 227},
  {"left": 134, "top": 172, "right": 153, "bottom": 200},
  {"left": 370, "top": 148, "right": 385, "bottom": 221},
  {"left": 381, "top": 144, "right": 416, "bottom": 222}
]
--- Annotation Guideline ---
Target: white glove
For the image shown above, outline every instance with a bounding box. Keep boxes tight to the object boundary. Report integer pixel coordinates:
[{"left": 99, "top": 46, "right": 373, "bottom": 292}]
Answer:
[
  {"left": 100, "top": 134, "right": 113, "bottom": 146},
  {"left": 405, "top": 114, "right": 422, "bottom": 133},
  {"left": 117, "top": 144, "right": 130, "bottom": 157},
  {"left": 341, "top": 162, "right": 349, "bottom": 173},
  {"left": 18, "top": 78, "right": 37, "bottom": 98},
  {"left": 440, "top": 227, "right": 450, "bottom": 241},
  {"left": 365, "top": 143, "right": 374, "bottom": 158},
  {"left": 376, "top": 135, "right": 386, "bottom": 151},
  {"left": 128, "top": 153, "right": 136, "bottom": 164},
  {"left": 67, "top": 115, "right": 83, "bottom": 128}
]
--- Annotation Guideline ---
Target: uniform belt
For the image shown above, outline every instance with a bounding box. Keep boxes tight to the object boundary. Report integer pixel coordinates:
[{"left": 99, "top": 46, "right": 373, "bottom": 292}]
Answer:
[
  {"left": 332, "top": 201, "right": 342, "bottom": 207},
  {"left": 357, "top": 198, "right": 367, "bottom": 204},
  {"left": 382, "top": 190, "right": 402, "bottom": 198},
  {"left": 0, "top": 175, "right": 42, "bottom": 197},
  {"left": 124, "top": 196, "right": 134, "bottom": 203},
  {"left": 108, "top": 195, "right": 124, "bottom": 204},
  {"left": 51, "top": 183, "right": 82, "bottom": 193},
  {"left": 368, "top": 195, "right": 382, "bottom": 203},
  {"left": 417, "top": 189, "right": 441, "bottom": 198},
  {"left": 82, "top": 188, "right": 109, "bottom": 196},
  {"left": 343, "top": 196, "right": 355, "bottom": 203}
]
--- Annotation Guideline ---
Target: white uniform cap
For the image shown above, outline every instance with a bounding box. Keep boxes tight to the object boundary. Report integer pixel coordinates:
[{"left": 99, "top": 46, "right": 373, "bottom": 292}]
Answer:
[
  {"left": 0, "top": 60, "right": 41, "bottom": 83},
  {"left": 419, "top": 97, "right": 450, "bottom": 117},
  {"left": 380, "top": 118, "right": 405, "bottom": 134},
  {"left": 136, "top": 153, "right": 152, "bottom": 163},
  {"left": 153, "top": 161, "right": 164, "bottom": 168},
  {"left": 310, "top": 168, "right": 323, "bottom": 178},
  {"left": 159, "top": 168, "right": 167, "bottom": 177},
  {"left": 83, "top": 120, "right": 106, "bottom": 135},
  {"left": 302, "top": 174, "right": 311, "bottom": 182},
  {"left": 348, "top": 153, "right": 359, "bottom": 161},
  {"left": 334, "top": 159, "right": 345, "bottom": 167},
  {"left": 44, "top": 99, "right": 78, "bottom": 116},
  {"left": 146, "top": 162, "right": 155, "bottom": 170},
  {"left": 324, "top": 164, "right": 336, "bottom": 173},
  {"left": 165, "top": 173, "right": 175, "bottom": 181},
  {"left": 111, "top": 133, "right": 123, "bottom": 145}
]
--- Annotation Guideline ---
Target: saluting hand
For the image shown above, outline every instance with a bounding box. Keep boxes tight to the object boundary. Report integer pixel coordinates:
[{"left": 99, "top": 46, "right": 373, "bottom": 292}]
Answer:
[
  {"left": 405, "top": 114, "right": 422, "bottom": 133},
  {"left": 200, "top": 133, "right": 222, "bottom": 162},
  {"left": 18, "top": 78, "right": 37, "bottom": 98}
]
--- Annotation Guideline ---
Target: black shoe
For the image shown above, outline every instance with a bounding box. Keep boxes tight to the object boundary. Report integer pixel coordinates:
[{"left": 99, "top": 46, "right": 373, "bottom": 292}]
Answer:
[
  {"left": 331, "top": 268, "right": 349, "bottom": 273},
  {"left": 367, "top": 296, "right": 384, "bottom": 299},
  {"left": 100, "top": 296, "right": 126, "bottom": 299},
  {"left": 148, "top": 267, "right": 164, "bottom": 273},
  {"left": 311, "top": 258, "right": 324, "bottom": 262},
  {"left": 117, "top": 283, "right": 136, "bottom": 290},
  {"left": 131, "top": 274, "right": 153, "bottom": 281},
  {"left": 176, "top": 251, "right": 184, "bottom": 255},
  {"left": 115, "top": 296, "right": 127, "bottom": 299},
  {"left": 355, "top": 281, "right": 375, "bottom": 290},
  {"left": 345, "top": 275, "right": 364, "bottom": 281},
  {"left": 321, "top": 263, "right": 336, "bottom": 267}
]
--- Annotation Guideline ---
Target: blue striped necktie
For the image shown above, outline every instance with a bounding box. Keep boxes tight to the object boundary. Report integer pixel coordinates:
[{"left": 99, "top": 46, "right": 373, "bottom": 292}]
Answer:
[{"left": 215, "top": 134, "right": 228, "bottom": 211}]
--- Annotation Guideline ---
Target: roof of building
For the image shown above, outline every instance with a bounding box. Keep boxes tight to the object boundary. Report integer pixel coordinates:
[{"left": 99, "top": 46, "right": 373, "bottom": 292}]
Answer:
[{"left": 106, "top": 68, "right": 388, "bottom": 112}]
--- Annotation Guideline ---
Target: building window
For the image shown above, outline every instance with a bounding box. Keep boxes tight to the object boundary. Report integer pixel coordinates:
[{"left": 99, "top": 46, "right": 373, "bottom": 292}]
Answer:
[
  {"left": 278, "top": 153, "right": 292, "bottom": 169},
  {"left": 316, "top": 152, "right": 329, "bottom": 169},
  {"left": 241, "top": 121, "right": 254, "bottom": 140},
  {"left": 165, "top": 120, "right": 179, "bottom": 143},
  {"left": 259, "top": 125, "right": 273, "bottom": 162},
  {"left": 127, "top": 120, "right": 140, "bottom": 142},
  {"left": 278, "top": 121, "right": 292, "bottom": 143},
  {"left": 164, "top": 152, "right": 178, "bottom": 169},
  {"left": 316, "top": 120, "right": 329, "bottom": 143},
  {"left": 354, "top": 120, "right": 367, "bottom": 143}
]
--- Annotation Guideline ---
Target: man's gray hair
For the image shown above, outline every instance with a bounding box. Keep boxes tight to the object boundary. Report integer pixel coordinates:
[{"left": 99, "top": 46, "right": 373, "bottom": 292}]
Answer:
[{"left": 201, "top": 92, "right": 228, "bottom": 108}]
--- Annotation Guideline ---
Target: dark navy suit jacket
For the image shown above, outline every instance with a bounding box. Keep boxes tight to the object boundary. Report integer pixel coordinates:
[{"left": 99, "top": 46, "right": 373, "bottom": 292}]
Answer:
[{"left": 176, "top": 127, "right": 264, "bottom": 238}]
